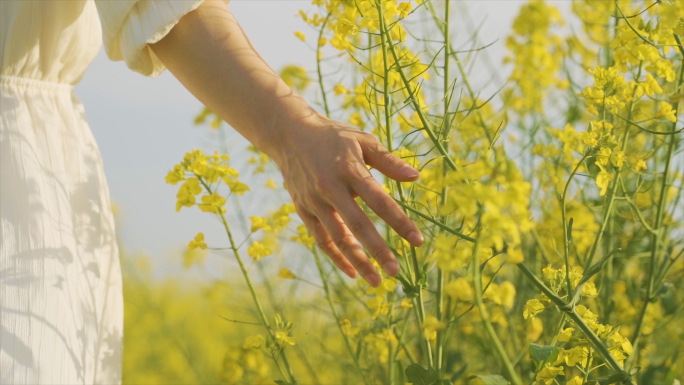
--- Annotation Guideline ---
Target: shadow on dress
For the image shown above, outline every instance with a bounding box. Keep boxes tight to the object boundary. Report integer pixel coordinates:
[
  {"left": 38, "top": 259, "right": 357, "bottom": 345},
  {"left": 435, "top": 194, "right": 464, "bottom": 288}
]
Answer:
[{"left": 1, "top": 83, "right": 122, "bottom": 384}]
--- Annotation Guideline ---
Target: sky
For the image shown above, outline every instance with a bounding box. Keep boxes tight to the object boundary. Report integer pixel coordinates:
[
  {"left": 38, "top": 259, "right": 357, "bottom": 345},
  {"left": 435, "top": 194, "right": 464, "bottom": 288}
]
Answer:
[{"left": 74, "top": 1, "right": 550, "bottom": 278}]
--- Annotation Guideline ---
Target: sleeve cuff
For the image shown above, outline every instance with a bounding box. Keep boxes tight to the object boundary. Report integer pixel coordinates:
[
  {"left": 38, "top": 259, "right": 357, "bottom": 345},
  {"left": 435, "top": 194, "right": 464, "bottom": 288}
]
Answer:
[{"left": 117, "top": 0, "right": 230, "bottom": 77}]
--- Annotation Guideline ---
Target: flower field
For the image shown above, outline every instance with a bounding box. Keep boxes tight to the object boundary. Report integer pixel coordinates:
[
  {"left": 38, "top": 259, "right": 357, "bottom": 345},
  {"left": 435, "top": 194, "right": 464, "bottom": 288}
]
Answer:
[{"left": 123, "top": 1, "right": 683, "bottom": 384}]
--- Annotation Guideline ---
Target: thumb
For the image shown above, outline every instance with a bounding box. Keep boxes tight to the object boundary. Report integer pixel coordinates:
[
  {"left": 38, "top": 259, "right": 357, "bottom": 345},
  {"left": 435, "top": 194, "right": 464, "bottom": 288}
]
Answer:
[{"left": 361, "top": 136, "right": 420, "bottom": 182}]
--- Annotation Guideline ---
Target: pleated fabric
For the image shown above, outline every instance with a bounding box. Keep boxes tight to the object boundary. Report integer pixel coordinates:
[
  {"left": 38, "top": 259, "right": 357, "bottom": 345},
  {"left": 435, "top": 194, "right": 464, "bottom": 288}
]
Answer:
[
  {"left": 0, "top": 1, "right": 218, "bottom": 383},
  {"left": 0, "top": 76, "right": 124, "bottom": 384}
]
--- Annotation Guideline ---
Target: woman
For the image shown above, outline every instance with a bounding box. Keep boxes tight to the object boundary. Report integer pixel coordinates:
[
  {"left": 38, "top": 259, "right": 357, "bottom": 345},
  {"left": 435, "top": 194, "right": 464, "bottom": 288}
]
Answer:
[{"left": 0, "top": 0, "right": 423, "bottom": 383}]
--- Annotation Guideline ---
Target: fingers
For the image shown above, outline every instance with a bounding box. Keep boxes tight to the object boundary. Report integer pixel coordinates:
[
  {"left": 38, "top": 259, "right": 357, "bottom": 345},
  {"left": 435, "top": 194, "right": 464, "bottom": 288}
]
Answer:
[
  {"left": 296, "top": 206, "right": 358, "bottom": 279},
  {"left": 361, "top": 135, "right": 420, "bottom": 182},
  {"left": 351, "top": 175, "right": 423, "bottom": 247},
  {"left": 314, "top": 203, "right": 383, "bottom": 287},
  {"left": 327, "top": 193, "right": 401, "bottom": 279}
]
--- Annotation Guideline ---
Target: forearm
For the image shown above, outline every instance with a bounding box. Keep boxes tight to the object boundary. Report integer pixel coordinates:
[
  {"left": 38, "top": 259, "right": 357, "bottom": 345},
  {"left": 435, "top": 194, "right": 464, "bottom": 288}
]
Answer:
[{"left": 150, "top": 0, "right": 314, "bottom": 160}]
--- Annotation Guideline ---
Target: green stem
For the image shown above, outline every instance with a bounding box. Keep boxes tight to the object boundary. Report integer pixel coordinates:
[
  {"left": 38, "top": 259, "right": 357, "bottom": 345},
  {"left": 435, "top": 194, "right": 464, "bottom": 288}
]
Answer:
[
  {"left": 376, "top": 0, "right": 433, "bottom": 368},
  {"left": 312, "top": 248, "right": 369, "bottom": 385},
  {"left": 561, "top": 155, "right": 588, "bottom": 298},
  {"left": 628, "top": 44, "right": 684, "bottom": 369},
  {"left": 426, "top": 0, "right": 495, "bottom": 143},
  {"left": 436, "top": 1, "right": 450, "bottom": 376},
  {"left": 379, "top": 11, "right": 458, "bottom": 172},
  {"left": 472, "top": 223, "right": 522, "bottom": 385},
  {"left": 316, "top": 13, "right": 332, "bottom": 117},
  {"left": 199, "top": 178, "right": 296, "bottom": 384}
]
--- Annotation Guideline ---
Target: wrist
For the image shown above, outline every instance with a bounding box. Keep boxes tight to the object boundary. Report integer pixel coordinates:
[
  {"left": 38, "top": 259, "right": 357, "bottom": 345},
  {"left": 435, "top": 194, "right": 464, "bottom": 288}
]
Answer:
[{"left": 257, "top": 94, "right": 323, "bottom": 166}]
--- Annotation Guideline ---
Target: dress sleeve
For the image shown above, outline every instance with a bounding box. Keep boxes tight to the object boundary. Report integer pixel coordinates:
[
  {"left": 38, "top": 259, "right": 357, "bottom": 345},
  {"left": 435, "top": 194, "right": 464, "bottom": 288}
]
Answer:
[{"left": 94, "top": 0, "right": 229, "bottom": 77}]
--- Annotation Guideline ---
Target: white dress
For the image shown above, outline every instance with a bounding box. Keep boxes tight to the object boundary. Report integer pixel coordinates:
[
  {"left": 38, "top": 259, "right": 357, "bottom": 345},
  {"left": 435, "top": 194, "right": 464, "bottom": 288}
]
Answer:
[{"left": 0, "top": 1, "right": 207, "bottom": 383}]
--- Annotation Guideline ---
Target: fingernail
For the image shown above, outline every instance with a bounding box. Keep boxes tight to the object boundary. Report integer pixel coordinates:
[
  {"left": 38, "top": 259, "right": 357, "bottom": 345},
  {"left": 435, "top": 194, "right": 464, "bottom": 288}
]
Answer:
[
  {"left": 382, "top": 260, "right": 400, "bottom": 277},
  {"left": 401, "top": 165, "right": 420, "bottom": 179},
  {"left": 408, "top": 231, "right": 424, "bottom": 246}
]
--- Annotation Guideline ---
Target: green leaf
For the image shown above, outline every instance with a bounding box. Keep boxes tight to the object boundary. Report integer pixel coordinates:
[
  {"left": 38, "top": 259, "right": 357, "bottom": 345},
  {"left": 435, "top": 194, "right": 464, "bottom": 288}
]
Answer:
[
  {"left": 581, "top": 249, "right": 621, "bottom": 286},
  {"left": 601, "top": 371, "right": 629, "bottom": 385},
  {"left": 450, "top": 364, "right": 468, "bottom": 382},
  {"left": 274, "top": 380, "right": 293, "bottom": 385},
  {"left": 529, "top": 343, "right": 559, "bottom": 363},
  {"left": 405, "top": 363, "right": 439, "bottom": 385},
  {"left": 397, "top": 275, "right": 419, "bottom": 298},
  {"left": 417, "top": 264, "right": 430, "bottom": 288},
  {"left": 469, "top": 374, "right": 510, "bottom": 385}
]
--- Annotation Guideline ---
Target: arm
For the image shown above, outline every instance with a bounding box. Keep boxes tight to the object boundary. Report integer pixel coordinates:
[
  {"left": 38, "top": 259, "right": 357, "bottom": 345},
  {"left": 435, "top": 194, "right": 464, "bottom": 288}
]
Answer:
[{"left": 150, "top": 0, "right": 423, "bottom": 287}]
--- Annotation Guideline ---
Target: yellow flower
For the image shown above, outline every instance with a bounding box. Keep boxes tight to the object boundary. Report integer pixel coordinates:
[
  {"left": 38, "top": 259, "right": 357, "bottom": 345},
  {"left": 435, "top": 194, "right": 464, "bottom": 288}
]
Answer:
[
  {"left": 582, "top": 281, "right": 598, "bottom": 297},
  {"left": 567, "top": 376, "right": 584, "bottom": 385},
  {"left": 275, "top": 331, "right": 295, "bottom": 346},
  {"left": 596, "top": 170, "right": 614, "bottom": 196},
  {"left": 422, "top": 315, "right": 446, "bottom": 341},
  {"left": 634, "top": 159, "right": 647, "bottom": 172},
  {"left": 333, "top": 83, "right": 348, "bottom": 95},
  {"left": 536, "top": 365, "right": 564, "bottom": 385},
  {"left": 335, "top": 19, "right": 358, "bottom": 36},
  {"left": 366, "top": 297, "right": 389, "bottom": 319},
  {"left": 557, "top": 346, "right": 586, "bottom": 367},
  {"left": 182, "top": 248, "right": 207, "bottom": 269},
  {"left": 349, "top": 112, "right": 365, "bottom": 128},
  {"left": 581, "top": 131, "right": 599, "bottom": 147},
  {"left": 272, "top": 203, "right": 295, "bottom": 229},
  {"left": 400, "top": 298, "right": 413, "bottom": 312},
  {"left": 608, "top": 332, "right": 634, "bottom": 355},
  {"left": 277, "top": 268, "right": 297, "bottom": 279},
  {"left": 188, "top": 232, "right": 207, "bottom": 250},
  {"left": 640, "top": 73, "right": 663, "bottom": 97},
  {"left": 596, "top": 147, "right": 611, "bottom": 166},
  {"left": 198, "top": 193, "right": 227, "bottom": 214},
  {"left": 555, "top": 327, "right": 574, "bottom": 342},
  {"left": 527, "top": 317, "right": 544, "bottom": 342},
  {"left": 505, "top": 246, "right": 524, "bottom": 264},
  {"left": 279, "top": 65, "right": 311, "bottom": 91},
  {"left": 243, "top": 334, "right": 264, "bottom": 349},
  {"left": 249, "top": 216, "right": 271, "bottom": 233},
  {"left": 175, "top": 177, "right": 202, "bottom": 211},
  {"left": 523, "top": 299, "right": 545, "bottom": 319},
  {"left": 657, "top": 101, "right": 677, "bottom": 123},
  {"left": 499, "top": 281, "right": 517, "bottom": 309},
  {"left": 340, "top": 319, "right": 360, "bottom": 337},
  {"left": 264, "top": 178, "right": 278, "bottom": 190},
  {"left": 444, "top": 277, "right": 474, "bottom": 302},
  {"left": 223, "top": 177, "right": 250, "bottom": 195},
  {"left": 290, "top": 225, "right": 315, "bottom": 248},
  {"left": 610, "top": 150, "right": 626, "bottom": 167},
  {"left": 542, "top": 265, "right": 559, "bottom": 283},
  {"left": 247, "top": 241, "right": 272, "bottom": 261},
  {"left": 165, "top": 164, "right": 185, "bottom": 185},
  {"left": 294, "top": 31, "right": 306, "bottom": 42},
  {"left": 397, "top": 2, "right": 412, "bottom": 18}
]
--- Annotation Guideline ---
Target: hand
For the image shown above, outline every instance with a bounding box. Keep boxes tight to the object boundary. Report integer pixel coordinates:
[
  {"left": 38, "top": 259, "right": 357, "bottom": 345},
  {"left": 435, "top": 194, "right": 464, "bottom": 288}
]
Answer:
[{"left": 270, "top": 112, "right": 424, "bottom": 287}]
